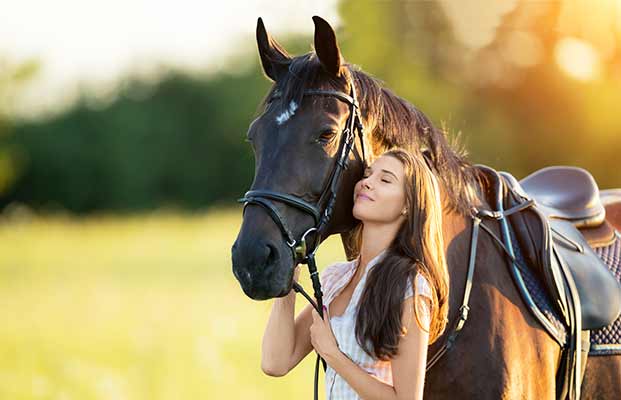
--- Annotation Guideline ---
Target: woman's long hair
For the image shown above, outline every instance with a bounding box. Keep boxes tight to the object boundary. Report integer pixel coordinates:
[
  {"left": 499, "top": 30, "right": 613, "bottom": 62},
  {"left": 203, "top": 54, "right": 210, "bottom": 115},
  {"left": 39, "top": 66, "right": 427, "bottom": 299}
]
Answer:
[{"left": 349, "top": 148, "right": 449, "bottom": 360}]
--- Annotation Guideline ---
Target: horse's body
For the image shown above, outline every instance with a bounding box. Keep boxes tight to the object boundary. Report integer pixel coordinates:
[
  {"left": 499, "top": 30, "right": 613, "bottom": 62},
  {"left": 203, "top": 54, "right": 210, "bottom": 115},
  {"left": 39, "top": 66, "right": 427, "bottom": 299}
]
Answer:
[
  {"left": 422, "top": 208, "right": 560, "bottom": 398},
  {"left": 231, "top": 16, "right": 620, "bottom": 398}
]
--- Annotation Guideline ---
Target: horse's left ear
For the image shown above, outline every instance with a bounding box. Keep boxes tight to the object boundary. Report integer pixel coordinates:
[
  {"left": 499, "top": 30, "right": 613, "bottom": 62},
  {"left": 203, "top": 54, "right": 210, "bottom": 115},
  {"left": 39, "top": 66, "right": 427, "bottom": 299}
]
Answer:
[{"left": 312, "top": 16, "right": 343, "bottom": 77}]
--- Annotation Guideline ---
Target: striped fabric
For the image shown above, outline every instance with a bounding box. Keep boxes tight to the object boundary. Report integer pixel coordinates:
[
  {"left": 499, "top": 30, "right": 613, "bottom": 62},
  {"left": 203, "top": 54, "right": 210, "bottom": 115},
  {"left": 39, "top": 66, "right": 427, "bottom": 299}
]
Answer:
[{"left": 319, "top": 249, "right": 432, "bottom": 399}]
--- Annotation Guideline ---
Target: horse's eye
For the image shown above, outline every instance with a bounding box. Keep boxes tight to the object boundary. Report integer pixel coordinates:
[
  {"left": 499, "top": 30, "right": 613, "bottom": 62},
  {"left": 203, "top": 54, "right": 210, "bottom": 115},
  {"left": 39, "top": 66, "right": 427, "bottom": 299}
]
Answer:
[{"left": 318, "top": 130, "right": 337, "bottom": 143}]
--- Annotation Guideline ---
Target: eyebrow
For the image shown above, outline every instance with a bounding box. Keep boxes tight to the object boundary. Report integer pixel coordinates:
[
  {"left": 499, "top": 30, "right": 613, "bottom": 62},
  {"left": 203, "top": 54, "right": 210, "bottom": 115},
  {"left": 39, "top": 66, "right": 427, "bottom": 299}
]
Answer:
[{"left": 365, "top": 166, "right": 399, "bottom": 181}]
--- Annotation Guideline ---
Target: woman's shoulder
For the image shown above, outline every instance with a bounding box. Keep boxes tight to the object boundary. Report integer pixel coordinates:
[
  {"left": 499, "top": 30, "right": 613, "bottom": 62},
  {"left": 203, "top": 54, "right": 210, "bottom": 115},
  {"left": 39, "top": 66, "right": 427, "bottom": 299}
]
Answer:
[
  {"left": 405, "top": 272, "right": 433, "bottom": 300},
  {"left": 319, "top": 259, "right": 353, "bottom": 281}
]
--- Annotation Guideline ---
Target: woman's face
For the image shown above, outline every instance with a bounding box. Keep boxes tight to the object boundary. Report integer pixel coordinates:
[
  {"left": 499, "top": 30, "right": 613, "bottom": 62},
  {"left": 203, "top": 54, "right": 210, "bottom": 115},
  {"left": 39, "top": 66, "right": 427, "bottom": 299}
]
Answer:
[{"left": 352, "top": 154, "right": 407, "bottom": 224}]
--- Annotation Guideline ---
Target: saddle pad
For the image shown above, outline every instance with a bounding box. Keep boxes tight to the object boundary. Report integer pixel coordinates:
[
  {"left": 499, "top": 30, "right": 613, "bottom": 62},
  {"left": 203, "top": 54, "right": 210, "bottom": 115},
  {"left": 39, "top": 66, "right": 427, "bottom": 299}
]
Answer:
[
  {"left": 509, "top": 229, "right": 568, "bottom": 346},
  {"left": 590, "top": 233, "right": 621, "bottom": 356}
]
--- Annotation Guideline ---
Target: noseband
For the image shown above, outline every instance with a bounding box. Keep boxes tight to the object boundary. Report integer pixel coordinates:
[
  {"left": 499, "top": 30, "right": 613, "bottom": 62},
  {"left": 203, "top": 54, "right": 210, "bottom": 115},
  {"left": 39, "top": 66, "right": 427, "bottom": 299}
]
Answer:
[{"left": 237, "top": 81, "right": 367, "bottom": 400}]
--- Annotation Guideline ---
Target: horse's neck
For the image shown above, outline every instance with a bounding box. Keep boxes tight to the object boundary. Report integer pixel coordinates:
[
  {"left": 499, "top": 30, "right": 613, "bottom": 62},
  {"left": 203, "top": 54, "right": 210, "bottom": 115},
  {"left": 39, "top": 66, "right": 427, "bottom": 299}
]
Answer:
[{"left": 440, "top": 205, "right": 476, "bottom": 277}]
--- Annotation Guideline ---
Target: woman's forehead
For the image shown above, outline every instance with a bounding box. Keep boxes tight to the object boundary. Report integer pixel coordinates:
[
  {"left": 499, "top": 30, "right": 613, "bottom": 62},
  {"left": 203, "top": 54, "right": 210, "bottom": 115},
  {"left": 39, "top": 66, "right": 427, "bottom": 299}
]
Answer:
[{"left": 369, "top": 155, "right": 403, "bottom": 174}]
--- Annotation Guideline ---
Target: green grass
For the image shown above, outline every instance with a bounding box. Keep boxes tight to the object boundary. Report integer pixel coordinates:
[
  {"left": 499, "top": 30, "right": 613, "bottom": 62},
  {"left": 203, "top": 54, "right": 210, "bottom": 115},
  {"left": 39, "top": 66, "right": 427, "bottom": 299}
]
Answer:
[{"left": 0, "top": 206, "right": 346, "bottom": 399}]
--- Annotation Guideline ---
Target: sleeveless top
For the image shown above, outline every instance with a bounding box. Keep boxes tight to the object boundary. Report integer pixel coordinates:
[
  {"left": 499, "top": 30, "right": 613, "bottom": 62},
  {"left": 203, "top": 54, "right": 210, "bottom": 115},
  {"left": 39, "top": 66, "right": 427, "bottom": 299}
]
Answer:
[{"left": 319, "top": 249, "right": 433, "bottom": 399}]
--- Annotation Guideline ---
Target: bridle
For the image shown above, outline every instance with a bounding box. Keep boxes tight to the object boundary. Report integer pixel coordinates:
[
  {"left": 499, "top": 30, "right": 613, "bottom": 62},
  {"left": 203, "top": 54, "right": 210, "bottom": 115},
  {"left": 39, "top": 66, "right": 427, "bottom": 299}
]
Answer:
[{"left": 237, "top": 80, "right": 367, "bottom": 400}]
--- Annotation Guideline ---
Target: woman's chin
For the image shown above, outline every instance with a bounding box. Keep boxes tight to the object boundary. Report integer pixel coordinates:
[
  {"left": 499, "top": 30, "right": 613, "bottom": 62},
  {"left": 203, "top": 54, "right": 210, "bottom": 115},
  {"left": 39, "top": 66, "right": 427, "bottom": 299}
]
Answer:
[{"left": 352, "top": 207, "right": 368, "bottom": 221}]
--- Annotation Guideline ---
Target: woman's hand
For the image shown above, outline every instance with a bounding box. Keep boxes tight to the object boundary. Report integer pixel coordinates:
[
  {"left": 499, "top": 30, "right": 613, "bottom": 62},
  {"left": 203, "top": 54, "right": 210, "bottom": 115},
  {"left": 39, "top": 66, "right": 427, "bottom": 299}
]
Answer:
[{"left": 310, "top": 306, "right": 340, "bottom": 361}]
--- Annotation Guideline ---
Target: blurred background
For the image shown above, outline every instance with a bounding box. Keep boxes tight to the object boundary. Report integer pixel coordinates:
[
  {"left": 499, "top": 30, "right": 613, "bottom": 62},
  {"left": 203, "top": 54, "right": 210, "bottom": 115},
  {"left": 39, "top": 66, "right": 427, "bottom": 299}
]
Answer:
[{"left": 0, "top": 0, "right": 619, "bottom": 398}]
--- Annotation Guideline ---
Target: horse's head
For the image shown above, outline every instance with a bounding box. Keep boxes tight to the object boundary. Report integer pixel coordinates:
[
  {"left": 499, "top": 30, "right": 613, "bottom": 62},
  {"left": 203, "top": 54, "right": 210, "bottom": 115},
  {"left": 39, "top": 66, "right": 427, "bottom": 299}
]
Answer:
[{"left": 231, "top": 17, "right": 368, "bottom": 300}]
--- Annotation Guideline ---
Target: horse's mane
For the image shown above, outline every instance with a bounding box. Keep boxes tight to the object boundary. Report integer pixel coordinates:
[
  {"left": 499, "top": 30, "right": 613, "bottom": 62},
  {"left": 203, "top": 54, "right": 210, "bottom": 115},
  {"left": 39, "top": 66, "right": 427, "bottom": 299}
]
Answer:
[{"left": 259, "top": 52, "right": 486, "bottom": 216}]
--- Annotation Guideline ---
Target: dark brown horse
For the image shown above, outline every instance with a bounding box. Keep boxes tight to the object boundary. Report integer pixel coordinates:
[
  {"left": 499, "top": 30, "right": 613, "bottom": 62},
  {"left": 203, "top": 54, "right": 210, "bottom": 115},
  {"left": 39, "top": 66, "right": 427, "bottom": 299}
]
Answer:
[{"left": 231, "top": 16, "right": 621, "bottom": 399}]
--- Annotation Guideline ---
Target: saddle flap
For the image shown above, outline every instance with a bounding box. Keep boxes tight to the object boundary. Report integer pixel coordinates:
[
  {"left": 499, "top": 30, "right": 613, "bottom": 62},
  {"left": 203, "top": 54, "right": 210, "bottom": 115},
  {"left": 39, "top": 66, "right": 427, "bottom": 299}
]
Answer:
[
  {"left": 501, "top": 173, "right": 569, "bottom": 320},
  {"left": 549, "top": 219, "right": 621, "bottom": 329}
]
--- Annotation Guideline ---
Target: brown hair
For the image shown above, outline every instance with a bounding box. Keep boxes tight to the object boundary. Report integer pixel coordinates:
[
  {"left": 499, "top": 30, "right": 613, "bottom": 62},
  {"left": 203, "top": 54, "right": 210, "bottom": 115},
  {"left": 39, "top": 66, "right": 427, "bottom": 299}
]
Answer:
[{"left": 349, "top": 147, "right": 449, "bottom": 360}]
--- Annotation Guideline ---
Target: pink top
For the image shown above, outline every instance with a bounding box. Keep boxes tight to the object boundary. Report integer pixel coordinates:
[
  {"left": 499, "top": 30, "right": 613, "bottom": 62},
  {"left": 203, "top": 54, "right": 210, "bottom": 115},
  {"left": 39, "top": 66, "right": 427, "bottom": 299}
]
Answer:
[{"left": 319, "top": 249, "right": 432, "bottom": 399}]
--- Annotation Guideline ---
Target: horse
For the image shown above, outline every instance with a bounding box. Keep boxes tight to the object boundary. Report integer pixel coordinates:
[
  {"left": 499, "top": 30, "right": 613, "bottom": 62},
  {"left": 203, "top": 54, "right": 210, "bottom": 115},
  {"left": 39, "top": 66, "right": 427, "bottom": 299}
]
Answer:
[{"left": 231, "top": 16, "right": 621, "bottom": 399}]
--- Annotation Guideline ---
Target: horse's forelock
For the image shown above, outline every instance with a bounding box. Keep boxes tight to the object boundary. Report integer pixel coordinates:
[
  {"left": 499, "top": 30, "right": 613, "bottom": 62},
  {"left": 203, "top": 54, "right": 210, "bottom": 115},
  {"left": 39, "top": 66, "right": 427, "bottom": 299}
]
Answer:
[{"left": 260, "top": 52, "right": 350, "bottom": 114}]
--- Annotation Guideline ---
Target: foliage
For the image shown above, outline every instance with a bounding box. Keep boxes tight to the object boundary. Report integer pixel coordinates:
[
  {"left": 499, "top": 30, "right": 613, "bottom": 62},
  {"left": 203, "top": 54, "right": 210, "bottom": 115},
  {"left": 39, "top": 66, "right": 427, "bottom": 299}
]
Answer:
[{"left": 1, "top": 0, "right": 620, "bottom": 214}]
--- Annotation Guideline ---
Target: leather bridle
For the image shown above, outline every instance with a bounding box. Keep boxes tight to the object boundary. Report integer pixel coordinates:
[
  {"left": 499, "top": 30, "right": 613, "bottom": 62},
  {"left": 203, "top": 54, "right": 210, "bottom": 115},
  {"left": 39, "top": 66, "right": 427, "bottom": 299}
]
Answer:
[{"left": 237, "top": 80, "right": 367, "bottom": 400}]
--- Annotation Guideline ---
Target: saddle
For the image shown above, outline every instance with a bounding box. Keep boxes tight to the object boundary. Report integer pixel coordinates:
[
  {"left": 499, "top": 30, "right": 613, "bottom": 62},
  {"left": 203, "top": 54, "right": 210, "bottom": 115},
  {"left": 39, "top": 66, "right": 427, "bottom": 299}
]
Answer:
[
  {"left": 520, "top": 166, "right": 617, "bottom": 248},
  {"left": 499, "top": 166, "right": 621, "bottom": 330},
  {"left": 601, "top": 189, "right": 621, "bottom": 232},
  {"left": 475, "top": 164, "right": 621, "bottom": 400}
]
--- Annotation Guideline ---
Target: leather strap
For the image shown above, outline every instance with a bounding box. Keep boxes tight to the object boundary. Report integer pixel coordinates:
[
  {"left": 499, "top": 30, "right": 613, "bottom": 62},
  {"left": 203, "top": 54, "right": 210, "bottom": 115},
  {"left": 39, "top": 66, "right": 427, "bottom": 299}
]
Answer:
[
  {"left": 243, "top": 190, "right": 321, "bottom": 224},
  {"left": 426, "top": 215, "right": 480, "bottom": 370}
]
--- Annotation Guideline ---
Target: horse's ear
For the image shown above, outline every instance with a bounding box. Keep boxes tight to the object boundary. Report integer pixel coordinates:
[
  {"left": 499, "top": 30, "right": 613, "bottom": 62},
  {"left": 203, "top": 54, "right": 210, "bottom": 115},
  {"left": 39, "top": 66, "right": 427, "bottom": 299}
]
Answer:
[
  {"left": 312, "top": 16, "right": 342, "bottom": 77},
  {"left": 256, "top": 17, "right": 291, "bottom": 82}
]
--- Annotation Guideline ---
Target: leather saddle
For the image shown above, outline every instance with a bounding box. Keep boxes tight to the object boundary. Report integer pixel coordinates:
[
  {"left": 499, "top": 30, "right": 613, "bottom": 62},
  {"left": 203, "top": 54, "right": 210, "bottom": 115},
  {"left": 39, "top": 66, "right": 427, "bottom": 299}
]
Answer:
[
  {"left": 520, "top": 166, "right": 617, "bottom": 248},
  {"left": 498, "top": 166, "right": 621, "bottom": 330},
  {"left": 476, "top": 164, "right": 621, "bottom": 400}
]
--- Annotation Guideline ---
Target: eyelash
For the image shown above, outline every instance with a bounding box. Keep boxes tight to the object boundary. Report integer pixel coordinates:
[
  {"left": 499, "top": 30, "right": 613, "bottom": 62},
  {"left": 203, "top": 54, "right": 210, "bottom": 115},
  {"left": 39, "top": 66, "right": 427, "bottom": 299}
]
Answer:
[{"left": 363, "top": 173, "right": 391, "bottom": 183}]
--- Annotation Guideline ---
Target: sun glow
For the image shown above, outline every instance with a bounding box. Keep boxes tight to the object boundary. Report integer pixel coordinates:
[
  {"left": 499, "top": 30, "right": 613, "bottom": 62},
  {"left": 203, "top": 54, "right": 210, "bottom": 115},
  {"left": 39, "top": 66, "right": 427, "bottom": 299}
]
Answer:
[{"left": 554, "top": 37, "right": 601, "bottom": 81}]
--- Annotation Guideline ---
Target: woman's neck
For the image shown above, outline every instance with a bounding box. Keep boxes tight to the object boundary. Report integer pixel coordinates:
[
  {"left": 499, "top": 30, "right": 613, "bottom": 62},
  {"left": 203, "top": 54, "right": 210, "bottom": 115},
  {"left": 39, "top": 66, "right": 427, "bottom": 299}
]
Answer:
[{"left": 357, "top": 220, "right": 400, "bottom": 273}]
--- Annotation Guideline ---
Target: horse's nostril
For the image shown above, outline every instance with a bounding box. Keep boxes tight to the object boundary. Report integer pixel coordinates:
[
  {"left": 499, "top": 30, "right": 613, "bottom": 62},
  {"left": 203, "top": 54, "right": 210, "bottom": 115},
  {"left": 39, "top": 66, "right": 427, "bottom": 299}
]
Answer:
[{"left": 266, "top": 243, "right": 279, "bottom": 269}]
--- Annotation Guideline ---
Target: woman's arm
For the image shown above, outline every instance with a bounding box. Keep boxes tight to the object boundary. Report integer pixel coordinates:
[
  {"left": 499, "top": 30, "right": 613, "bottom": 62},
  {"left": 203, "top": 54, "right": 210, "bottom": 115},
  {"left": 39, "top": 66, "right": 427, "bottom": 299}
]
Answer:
[
  {"left": 323, "top": 295, "right": 429, "bottom": 400},
  {"left": 325, "top": 351, "right": 400, "bottom": 400},
  {"left": 260, "top": 266, "right": 316, "bottom": 376}
]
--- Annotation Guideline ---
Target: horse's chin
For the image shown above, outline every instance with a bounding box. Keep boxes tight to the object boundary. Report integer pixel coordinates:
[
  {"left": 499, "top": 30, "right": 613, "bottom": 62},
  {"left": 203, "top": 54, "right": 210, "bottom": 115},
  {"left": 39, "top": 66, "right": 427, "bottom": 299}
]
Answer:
[{"left": 234, "top": 259, "right": 293, "bottom": 300}]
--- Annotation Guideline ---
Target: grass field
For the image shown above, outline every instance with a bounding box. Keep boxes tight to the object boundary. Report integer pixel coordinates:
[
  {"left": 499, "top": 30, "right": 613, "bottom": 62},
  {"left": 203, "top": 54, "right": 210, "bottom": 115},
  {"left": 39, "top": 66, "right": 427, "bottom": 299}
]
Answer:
[{"left": 0, "top": 206, "right": 346, "bottom": 399}]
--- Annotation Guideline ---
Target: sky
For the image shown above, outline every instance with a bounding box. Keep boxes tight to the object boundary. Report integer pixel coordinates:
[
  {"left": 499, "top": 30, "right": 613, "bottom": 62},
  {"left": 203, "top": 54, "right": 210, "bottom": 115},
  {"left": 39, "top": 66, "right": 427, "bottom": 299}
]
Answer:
[
  {"left": 0, "top": 0, "right": 340, "bottom": 119},
  {"left": 2, "top": 0, "right": 619, "bottom": 120}
]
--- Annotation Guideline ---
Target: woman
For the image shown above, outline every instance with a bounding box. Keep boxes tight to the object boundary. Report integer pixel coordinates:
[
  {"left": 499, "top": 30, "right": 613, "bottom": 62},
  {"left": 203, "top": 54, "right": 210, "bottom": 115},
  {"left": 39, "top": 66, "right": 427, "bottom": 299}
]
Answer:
[{"left": 261, "top": 148, "right": 449, "bottom": 399}]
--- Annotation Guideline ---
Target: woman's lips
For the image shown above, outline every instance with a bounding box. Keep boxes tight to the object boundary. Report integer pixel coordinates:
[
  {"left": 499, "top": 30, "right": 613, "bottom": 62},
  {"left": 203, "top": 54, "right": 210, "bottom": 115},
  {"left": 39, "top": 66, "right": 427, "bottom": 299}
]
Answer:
[{"left": 356, "top": 193, "right": 374, "bottom": 201}]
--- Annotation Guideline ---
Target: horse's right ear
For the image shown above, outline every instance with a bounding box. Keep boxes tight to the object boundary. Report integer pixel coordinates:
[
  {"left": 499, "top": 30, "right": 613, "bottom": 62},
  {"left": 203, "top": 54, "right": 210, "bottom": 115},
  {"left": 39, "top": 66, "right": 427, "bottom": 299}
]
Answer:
[{"left": 256, "top": 17, "right": 290, "bottom": 82}]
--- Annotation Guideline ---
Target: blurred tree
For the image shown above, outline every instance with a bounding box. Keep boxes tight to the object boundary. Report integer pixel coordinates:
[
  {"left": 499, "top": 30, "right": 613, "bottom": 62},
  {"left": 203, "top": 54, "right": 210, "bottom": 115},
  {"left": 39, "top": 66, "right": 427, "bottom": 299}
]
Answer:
[
  {"left": 337, "top": 0, "right": 621, "bottom": 186},
  {"left": 0, "top": 37, "right": 312, "bottom": 213},
  {"left": 1, "top": 1, "right": 619, "bottom": 214},
  {"left": 0, "top": 56, "right": 39, "bottom": 197}
]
